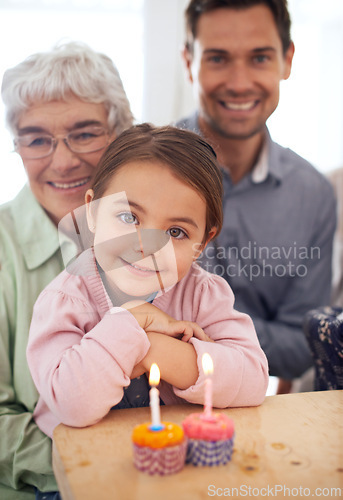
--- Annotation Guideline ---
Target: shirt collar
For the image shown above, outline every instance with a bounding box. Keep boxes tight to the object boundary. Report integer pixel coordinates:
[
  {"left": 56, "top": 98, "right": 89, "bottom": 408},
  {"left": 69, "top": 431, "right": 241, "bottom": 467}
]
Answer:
[
  {"left": 11, "top": 184, "right": 61, "bottom": 270},
  {"left": 251, "top": 138, "right": 269, "bottom": 183},
  {"left": 248, "top": 130, "right": 283, "bottom": 185}
]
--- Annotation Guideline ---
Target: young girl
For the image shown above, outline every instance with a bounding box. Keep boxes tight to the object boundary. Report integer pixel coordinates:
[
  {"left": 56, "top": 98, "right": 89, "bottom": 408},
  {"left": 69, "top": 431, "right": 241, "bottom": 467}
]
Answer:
[{"left": 27, "top": 124, "right": 268, "bottom": 438}]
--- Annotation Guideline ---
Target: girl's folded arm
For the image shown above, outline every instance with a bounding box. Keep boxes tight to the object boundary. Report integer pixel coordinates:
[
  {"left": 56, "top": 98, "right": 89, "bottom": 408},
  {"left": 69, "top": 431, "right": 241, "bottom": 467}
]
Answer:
[
  {"left": 171, "top": 274, "right": 269, "bottom": 408},
  {"left": 27, "top": 290, "right": 150, "bottom": 427},
  {"left": 137, "top": 332, "right": 199, "bottom": 389}
]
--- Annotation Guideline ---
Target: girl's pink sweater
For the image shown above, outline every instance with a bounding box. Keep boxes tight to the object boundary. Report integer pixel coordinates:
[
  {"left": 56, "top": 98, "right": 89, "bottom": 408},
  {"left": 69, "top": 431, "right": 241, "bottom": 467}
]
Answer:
[{"left": 27, "top": 250, "right": 268, "bottom": 438}]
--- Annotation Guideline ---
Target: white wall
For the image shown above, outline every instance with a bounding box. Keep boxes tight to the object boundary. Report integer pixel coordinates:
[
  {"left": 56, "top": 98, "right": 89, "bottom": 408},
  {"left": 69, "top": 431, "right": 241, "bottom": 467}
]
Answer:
[
  {"left": 1, "top": 0, "right": 343, "bottom": 205},
  {"left": 142, "top": 0, "right": 191, "bottom": 125},
  {"left": 268, "top": 0, "right": 343, "bottom": 173}
]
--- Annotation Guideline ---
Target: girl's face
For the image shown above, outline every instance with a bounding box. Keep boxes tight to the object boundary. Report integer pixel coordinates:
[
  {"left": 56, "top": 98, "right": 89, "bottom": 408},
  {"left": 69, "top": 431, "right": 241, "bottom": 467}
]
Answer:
[{"left": 86, "top": 160, "right": 216, "bottom": 299}]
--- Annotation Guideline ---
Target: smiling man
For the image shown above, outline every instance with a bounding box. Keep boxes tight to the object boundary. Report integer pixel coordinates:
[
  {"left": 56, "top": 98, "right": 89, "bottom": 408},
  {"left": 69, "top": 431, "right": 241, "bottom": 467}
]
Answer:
[{"left": 177, "top": 0, "right": 336, "bottom": 386}]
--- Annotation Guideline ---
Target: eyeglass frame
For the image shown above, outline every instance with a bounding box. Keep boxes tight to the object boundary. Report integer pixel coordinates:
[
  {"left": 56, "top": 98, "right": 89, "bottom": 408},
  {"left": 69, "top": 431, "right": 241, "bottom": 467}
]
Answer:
[{"left": 13, "top": 125, "right": 111, "bottom": 160}]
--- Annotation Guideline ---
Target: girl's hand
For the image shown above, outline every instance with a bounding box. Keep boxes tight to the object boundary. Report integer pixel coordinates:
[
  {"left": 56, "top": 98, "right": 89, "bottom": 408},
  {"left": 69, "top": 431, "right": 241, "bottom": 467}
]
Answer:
[{"left": 121, "top": 300, "right": 214, "bottom": 343}]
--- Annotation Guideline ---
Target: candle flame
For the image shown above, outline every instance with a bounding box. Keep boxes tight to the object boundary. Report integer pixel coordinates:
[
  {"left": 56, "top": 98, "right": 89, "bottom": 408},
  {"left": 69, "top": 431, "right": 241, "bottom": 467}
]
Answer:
[
  {"left": 202, "top": 353, "right": 213, "bottom": 376},
  {"left": 149, "top": 363, "right": 160, "bottom": 386}
]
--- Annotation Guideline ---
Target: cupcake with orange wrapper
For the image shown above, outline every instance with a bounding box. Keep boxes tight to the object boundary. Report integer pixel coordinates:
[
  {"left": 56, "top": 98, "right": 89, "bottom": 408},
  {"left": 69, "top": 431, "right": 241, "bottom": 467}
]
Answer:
[
  {"left": 132, "top": 421, "right": 187, "bottom": 475},
  {"left": 132, "top": 364, "right": 187, "bottom": 475},
  {"left": 182, "top": 354, "right": 235, "bottom": 466}
]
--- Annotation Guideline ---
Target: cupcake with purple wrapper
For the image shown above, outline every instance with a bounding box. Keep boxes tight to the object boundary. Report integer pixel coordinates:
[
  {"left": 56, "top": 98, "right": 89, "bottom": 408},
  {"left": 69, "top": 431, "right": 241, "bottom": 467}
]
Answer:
[
  {"left": 182, "top": 412, "right": 234, "bottom": 466},
  {"left": 182, "top": 353, "right": 235, "bottom": 466}
]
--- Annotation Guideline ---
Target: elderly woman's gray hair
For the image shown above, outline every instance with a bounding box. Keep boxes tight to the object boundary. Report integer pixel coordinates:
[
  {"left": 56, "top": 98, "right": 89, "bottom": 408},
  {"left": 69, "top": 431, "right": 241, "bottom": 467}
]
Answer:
[{"left": 1, "top": 41, "right": 134, "bottom": 136}]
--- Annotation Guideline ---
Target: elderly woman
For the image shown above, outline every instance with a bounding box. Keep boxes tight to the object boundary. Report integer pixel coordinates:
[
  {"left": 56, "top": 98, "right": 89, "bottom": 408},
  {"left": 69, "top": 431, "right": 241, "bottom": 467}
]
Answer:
[{"left": 0, "top": 42, "right": 133, "bottom": 500}]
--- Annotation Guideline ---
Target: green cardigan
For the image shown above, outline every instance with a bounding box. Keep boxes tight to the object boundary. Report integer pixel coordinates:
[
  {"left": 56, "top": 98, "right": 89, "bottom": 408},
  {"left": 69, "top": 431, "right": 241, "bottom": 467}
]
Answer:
[{"left": 0, "top": 185, "right": 66, "bottom": 498}]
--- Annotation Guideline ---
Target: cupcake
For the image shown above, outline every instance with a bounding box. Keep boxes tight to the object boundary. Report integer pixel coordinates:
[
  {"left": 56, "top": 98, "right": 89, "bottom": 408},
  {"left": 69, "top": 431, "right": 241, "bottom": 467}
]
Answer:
[
  {"left": 132, "top": 421, "right": 187, "bottom": 475},
  {"left": 182, "top": 413, "right": 235, "bottom": 466}
]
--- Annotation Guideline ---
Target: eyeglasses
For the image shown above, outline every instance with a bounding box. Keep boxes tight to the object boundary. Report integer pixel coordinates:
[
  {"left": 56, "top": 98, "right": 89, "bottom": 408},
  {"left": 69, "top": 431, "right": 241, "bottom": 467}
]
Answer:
[{"left": 14, "top": 125, "right": 109, "bottom": 159}]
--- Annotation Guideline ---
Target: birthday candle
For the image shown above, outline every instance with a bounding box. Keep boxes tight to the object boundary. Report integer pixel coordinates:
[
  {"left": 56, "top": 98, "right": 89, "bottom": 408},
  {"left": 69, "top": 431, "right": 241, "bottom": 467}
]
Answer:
[
  {"left": 149, "top": 363, "right": 164, "bottom": 430},
  {"left": 202, "top": 353, "right": 214, "bottom": 420}
]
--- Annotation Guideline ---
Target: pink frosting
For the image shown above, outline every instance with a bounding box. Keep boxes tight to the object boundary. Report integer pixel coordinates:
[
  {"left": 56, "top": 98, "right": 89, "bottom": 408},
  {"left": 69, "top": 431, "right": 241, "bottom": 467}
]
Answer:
[{"left": 182, "top": 412, "right": 234, "bottom": 441}]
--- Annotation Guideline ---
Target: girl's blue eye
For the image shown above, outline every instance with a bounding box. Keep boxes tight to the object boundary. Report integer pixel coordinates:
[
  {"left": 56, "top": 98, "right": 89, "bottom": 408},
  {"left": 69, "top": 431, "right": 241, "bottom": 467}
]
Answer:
[
  {"left": 167, "top": 227, "right": 187, "bottom": 239},
  {"left": 118, "top": 212, "right": 138, "bottom": 225}
]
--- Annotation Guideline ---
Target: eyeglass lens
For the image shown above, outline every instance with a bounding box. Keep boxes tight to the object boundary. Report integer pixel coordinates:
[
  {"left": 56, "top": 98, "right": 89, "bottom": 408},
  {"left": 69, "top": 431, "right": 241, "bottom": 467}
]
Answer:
[{"left": 15, "top": 126, "right": 108, "bottom": 159}]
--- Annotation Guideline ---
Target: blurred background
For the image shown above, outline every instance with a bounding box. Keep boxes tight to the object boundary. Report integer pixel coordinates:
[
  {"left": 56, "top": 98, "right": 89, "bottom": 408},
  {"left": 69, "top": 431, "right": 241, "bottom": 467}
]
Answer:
[{"left": 0, "top": 0, "right": 343, "bottom": 204}]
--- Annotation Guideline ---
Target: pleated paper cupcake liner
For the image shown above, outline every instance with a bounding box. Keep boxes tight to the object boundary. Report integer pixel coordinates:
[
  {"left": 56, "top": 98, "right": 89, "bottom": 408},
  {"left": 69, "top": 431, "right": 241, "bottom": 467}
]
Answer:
[
  {"left": 133, "top": 439, "right": 188, "bottom": 475},
  {"left": 186, "top": 436, "right": 234, "bottom": 466}
]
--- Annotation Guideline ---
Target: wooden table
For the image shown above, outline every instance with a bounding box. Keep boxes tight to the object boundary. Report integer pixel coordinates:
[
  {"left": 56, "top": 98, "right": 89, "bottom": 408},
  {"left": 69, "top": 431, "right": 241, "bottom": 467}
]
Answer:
[{"left": 53, "top": 391, "right": 343, "bottom": 500}]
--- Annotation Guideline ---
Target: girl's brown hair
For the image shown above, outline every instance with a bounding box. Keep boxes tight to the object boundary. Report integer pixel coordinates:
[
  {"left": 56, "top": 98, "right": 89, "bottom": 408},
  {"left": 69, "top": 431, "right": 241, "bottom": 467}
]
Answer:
[{"left": 91, "top": 123, "right": 223, "bottom": 242}]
